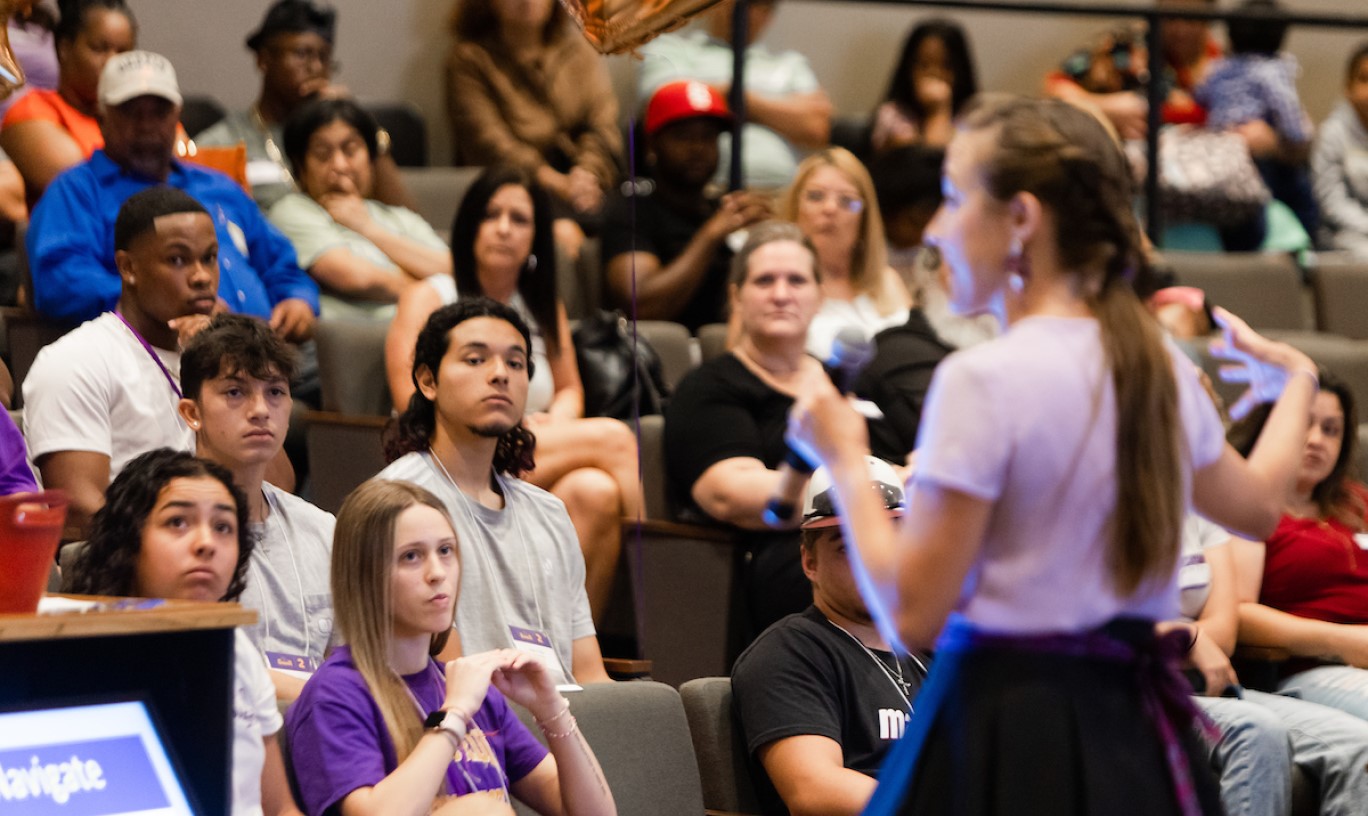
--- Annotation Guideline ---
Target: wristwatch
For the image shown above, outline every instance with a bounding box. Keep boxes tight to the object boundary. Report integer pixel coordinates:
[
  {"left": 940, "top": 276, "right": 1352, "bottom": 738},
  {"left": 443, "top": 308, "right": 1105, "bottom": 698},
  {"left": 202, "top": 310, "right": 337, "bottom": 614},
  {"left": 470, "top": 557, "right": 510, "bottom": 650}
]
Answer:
[{"left": 424, "top": 709, "right": 468, "bottom": 743}]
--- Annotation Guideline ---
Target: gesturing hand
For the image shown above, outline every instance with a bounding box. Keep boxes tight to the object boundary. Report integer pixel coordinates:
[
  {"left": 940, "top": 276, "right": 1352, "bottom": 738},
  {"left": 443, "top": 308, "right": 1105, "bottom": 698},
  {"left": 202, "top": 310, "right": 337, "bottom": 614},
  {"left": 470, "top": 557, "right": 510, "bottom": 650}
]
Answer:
[{"left": 1209, "top": 306, "right": 1315, "bottom": 421}]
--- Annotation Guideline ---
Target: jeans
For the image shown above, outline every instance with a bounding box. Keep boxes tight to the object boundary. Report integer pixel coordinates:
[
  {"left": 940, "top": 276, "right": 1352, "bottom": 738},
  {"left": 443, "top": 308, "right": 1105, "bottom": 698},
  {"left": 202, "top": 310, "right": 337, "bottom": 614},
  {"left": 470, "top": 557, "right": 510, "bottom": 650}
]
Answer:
[
  {"left": 1196, "top": 686, "right": 1368, "bottom": 816},
  {"left": 1278, "top": 665, "right": 1368, "bottom": 722}
]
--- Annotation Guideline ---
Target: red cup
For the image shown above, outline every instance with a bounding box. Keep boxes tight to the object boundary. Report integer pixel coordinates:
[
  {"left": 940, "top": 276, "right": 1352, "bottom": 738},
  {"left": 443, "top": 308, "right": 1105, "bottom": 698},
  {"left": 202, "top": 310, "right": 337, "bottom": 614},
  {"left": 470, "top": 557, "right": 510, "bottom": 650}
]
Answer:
[{"left": 0, "top": 490, "right": 68, "bottom": 614}]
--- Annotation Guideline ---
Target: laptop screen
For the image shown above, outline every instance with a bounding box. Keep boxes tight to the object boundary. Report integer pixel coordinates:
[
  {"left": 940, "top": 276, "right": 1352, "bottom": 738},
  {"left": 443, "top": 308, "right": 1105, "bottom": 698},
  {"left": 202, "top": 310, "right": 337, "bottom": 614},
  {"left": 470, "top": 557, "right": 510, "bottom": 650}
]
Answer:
[{"left": 0, "top": 698, "right": 198, "bottom": 816}]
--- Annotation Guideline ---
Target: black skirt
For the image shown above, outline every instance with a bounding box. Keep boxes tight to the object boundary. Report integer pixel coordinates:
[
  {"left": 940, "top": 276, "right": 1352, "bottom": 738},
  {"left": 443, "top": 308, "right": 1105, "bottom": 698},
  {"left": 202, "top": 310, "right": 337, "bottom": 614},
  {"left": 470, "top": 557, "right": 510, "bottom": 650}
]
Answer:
[{"left": 865, "top": 618, "right": 1224, "bottom": 816}]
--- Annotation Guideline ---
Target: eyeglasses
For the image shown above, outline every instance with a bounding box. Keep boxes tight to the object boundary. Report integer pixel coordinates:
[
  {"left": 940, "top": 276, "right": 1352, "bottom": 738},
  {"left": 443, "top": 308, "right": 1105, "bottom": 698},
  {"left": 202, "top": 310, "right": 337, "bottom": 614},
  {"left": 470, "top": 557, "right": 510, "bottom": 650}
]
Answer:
[
  {"left": 274, "top": 45, "right": 339, "bottom": 73},
  {"left": 801, "top": 188, "right": 864, "bottom": 214}
]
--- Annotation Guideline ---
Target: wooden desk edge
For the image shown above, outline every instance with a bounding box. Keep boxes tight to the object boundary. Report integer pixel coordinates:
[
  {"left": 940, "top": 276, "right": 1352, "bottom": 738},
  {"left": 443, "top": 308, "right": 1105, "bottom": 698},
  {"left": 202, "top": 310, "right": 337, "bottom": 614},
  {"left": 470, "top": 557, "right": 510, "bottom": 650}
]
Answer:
[{"left": 0, "top": 595, "right": 257, "bottom": 642}]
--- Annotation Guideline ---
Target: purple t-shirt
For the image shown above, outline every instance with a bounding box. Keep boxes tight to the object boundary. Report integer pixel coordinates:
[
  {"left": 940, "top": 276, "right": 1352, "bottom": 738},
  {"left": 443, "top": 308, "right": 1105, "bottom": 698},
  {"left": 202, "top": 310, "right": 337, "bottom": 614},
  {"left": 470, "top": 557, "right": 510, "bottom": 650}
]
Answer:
[
  {"left": 285, "top": 646, "right": 549, "bottom": 816},
  {"left": 0, "top": 410, "right": 37, "bottom": 496}
]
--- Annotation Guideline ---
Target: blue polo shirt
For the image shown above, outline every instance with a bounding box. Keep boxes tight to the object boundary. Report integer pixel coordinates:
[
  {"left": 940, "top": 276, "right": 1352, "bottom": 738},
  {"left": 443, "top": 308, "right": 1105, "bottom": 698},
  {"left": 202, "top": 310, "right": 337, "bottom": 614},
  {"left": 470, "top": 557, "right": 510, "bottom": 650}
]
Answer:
[{"left": 28, "top": 150, "right": 320, "bottom": 323}]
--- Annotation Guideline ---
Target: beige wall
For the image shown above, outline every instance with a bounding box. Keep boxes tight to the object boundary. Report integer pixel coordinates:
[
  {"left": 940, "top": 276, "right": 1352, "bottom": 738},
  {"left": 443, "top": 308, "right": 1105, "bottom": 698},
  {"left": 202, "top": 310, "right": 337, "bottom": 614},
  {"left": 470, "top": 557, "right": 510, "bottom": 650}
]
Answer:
[{"left": 137, "top": 0, "right": 1368, "bottom": 165}]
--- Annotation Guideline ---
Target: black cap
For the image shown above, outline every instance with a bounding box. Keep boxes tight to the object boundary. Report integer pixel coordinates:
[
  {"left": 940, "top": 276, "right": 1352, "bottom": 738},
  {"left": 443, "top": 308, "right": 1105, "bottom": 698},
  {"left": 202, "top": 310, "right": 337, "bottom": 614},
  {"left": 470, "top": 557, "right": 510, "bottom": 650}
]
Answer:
[{"left": 245, "top": 0, "right": 337, "bottom": 52}]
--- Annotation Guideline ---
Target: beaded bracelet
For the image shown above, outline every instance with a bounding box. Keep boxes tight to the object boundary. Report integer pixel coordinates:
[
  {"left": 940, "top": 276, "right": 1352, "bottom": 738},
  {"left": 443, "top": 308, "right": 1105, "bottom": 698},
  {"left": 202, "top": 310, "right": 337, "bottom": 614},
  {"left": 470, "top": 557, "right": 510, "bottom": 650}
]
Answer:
[{"left": 539, "top": 713, "right": 580, "bottom": 740}]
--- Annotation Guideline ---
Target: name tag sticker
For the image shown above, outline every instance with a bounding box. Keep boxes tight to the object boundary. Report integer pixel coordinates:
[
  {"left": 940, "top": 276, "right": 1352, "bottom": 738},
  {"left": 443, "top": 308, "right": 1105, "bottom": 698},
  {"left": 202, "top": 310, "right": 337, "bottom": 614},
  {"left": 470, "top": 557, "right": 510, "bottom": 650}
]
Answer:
[
  {"left": 508, "top": 626, "right": 558, "bottom": 672},
  {"left": 265, "top": 652, "right": 318, "bottom": 677},
  {"left": 1178, "top": 562, "right": 1211, "bottom": 591},
  {"left": 1354, "top": 534, "right": 1368, "bottom": 550}
]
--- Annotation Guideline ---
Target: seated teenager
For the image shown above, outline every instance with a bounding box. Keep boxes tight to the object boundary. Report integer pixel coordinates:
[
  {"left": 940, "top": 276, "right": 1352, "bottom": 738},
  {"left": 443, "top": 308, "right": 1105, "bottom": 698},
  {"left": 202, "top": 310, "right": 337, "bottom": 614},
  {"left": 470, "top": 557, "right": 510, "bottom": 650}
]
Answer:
[
  {"left": 386, "top": 168, "right": 640, "bottom": 622},
  {"left": 380, "top": 297, "right": 611, "bottom": 684},
  {"left": 23, "top": 186, "right": 215, "bottom": 538},
  {"left": 179, "top": 313, "right": 335, "bottom": 700},
  {"left": 63, "top": 448, "right": 300, "bottom": 816},
  {"left": 284, "top": 479, "right": 616, "bottom": 816},
  {"left": 1227, "top": 370, "right": 1368, "bottom": 721},
  {"left": 601, "top": 80, "right": 770, "bottom": 332},
  {"left": 0, "top": 0, "right": 135, "bottom": 205},
  {"left": 268, "top": 98, "right": 449, "bottom": 320}
]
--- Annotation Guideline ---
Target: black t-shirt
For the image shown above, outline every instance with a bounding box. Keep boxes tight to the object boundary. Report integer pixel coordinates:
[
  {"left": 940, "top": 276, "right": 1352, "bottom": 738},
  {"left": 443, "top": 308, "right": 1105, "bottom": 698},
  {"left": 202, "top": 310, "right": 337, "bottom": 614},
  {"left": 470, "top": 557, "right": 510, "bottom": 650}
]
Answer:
[
  {"left": 854, "top": 309, "right": 954, "bottom": 463},
  {"left": 664, "top": 353, "right": 808, "bottom": 637},
  {"left": 601, "top": 184, "right": 731, "bottom": 332},
  {"left": 731, "top": 606, "right": 930, "bottom": 816}
]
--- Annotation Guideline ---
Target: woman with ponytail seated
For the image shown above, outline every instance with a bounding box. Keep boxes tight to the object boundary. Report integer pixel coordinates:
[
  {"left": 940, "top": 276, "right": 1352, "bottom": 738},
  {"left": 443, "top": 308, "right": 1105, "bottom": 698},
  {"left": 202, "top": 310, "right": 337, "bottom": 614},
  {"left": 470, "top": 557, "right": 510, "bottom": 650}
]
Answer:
[{"left": 284, "top": 479, "right": 615, "bottom": 816}]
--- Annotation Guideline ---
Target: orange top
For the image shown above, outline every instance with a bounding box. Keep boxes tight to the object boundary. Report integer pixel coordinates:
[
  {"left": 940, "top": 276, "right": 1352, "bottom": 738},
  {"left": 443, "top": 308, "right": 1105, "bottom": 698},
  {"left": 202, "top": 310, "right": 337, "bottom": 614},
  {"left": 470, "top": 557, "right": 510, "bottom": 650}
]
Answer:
[{"left": 3, "top": 88, "right": 105, "bottom": 156}]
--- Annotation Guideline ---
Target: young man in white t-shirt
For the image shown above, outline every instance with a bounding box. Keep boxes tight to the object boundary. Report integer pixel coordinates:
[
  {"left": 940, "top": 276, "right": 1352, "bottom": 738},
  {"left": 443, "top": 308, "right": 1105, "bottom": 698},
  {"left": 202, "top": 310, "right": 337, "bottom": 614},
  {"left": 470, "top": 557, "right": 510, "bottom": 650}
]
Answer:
[
  {"left": 23, "top": 186, "right": 217, "bottom": 538},
  {"left": 178, "top": 313, "right": 336, "bottom": 701}
]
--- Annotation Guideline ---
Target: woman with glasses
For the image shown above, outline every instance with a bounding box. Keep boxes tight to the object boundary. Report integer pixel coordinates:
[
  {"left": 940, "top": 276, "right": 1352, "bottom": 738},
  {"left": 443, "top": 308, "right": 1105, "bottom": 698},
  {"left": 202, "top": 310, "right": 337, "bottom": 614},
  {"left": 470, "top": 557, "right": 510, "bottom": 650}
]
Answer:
[{"left": 779, "top": 147, "right": 912, "bottom": 360}]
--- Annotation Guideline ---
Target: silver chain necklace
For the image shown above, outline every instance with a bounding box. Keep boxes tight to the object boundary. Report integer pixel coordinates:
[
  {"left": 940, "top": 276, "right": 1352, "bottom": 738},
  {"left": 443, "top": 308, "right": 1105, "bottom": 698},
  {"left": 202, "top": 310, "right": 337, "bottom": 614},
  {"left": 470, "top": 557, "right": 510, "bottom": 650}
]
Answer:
[{"left": 826, "top": 618, "right": 923, "bottom": 711}]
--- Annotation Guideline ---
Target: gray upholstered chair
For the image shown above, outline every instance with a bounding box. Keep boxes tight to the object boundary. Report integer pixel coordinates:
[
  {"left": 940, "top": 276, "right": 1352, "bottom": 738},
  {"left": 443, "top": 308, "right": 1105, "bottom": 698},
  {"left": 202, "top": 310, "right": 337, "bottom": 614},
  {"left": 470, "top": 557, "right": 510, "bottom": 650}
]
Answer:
[
  {"left": 633, "top": 320, "right": 697, "bottom": 393},
  {"left": 1160, "top": 250, "right": 1312, "bottom": 332},
  {"left": 1311, "top": 257, "right": 1368, "bottom": 339},
  {"left": 510, "top": 680, "right": 706, "bottom": 816},
  {"left": 313, "top": 318, "right": 391, "bottom": 416},
  {"left": 679, "top": 677, "right": 762, "bottom": 816}
]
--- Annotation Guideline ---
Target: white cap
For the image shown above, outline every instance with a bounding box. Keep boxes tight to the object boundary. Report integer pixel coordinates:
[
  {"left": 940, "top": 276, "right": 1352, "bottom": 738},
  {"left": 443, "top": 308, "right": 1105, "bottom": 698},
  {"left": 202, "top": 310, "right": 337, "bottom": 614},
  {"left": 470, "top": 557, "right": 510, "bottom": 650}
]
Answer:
[
  {"left": 801, "top": 456, "right": 905, "bottom": 529},
  {"left": 98, "top": 51, "right": 182, "bottom": 109}
]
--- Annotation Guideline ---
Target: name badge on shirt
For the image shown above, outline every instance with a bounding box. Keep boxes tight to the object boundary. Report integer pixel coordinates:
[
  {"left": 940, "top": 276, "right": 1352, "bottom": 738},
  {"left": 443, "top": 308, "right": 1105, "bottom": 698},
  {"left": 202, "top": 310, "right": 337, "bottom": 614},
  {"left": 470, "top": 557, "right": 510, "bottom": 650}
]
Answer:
[
  {"left": 265, "top": 651, "right": 318, "bottom": 679},
  {"left": 509, "top": 625, "right": 558, "bottom": 671},
  {"left": 1354, "top": 534, "right": 1368, "bottom": 550}
]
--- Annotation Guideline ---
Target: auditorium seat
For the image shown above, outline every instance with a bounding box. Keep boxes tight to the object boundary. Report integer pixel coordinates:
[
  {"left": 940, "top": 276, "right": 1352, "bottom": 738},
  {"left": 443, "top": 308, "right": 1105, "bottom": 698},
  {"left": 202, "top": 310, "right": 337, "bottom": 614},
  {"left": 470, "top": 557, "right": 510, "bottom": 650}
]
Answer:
[
  {"left": 1161, "top": 250, "right": 1312, "bottom": 332},
  {"left": 1310, "top": 256, "right": 1368, "bottom": 339},
  {"left": 680, "top": 677, "right": 762, "bottom": 816}
]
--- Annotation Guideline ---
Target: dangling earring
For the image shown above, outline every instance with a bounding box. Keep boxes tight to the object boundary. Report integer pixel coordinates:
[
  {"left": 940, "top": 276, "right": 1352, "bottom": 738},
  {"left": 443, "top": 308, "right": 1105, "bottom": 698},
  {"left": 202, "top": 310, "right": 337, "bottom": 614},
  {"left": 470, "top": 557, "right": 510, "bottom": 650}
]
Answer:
[
  {"left": 526, "top": 253, "right": 537, "bottom": 272},
  {"left": 1006, "top": 237, "right": 1027, "bottom": 294}
]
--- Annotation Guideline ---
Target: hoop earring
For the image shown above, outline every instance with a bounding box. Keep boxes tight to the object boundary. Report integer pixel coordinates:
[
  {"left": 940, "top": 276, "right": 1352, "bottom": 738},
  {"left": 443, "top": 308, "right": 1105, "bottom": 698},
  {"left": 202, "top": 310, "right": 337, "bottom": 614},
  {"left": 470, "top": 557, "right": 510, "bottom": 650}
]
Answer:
[
  {"left": 526, "top": 254, "right": 537, "bottom": 272},
  {"left": 1006, "top": 237, "right": 1027, "bottom": 294}
]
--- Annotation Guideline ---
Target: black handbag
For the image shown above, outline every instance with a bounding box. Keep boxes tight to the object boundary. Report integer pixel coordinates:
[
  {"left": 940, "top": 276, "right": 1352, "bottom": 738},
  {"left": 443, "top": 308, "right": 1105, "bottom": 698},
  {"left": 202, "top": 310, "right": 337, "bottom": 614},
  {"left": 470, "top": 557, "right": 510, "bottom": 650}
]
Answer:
[{"left": 572, "top": 310, "right": 669, "bottom": 420}]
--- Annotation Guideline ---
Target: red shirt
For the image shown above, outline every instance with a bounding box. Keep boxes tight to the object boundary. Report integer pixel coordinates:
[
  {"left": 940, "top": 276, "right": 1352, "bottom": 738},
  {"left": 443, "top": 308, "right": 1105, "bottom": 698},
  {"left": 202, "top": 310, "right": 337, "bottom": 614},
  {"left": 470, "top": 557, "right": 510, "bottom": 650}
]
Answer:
[{"left": 1260, "top": 488, "right": 1368, "bottom": 624}]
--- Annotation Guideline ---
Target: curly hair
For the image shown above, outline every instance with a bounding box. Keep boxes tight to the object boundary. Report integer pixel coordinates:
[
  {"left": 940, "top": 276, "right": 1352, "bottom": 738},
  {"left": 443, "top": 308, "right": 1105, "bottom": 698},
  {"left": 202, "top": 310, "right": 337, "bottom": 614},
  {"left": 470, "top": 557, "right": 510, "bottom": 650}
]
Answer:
[
  {"left": 180, "top": 313, "right": 299, "bottom": 401},
  {"left": 383, "top": 297, "right": 538, "bottom": 476},
  {"left": 63, "top": 449, "right": 253, "bottom": 601}
]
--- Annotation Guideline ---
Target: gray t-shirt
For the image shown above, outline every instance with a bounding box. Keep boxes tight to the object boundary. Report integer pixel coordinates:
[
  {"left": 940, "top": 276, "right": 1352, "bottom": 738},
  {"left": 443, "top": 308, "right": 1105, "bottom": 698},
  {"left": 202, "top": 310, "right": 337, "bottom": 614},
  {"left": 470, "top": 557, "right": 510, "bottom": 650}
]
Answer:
[
  {"left": 239, "top": 482, "right": 337, "bottom": 673},
  {"left": 376, "top": 452, "right": 595, "bottom": 684}
]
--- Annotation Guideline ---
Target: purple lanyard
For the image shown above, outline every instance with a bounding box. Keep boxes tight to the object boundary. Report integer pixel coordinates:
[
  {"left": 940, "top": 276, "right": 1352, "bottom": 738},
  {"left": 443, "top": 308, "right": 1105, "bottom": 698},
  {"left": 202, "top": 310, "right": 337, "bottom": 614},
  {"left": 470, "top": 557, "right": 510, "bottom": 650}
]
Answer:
[{"left": 114, "top": 311, "right": 182, "bottom": 400}]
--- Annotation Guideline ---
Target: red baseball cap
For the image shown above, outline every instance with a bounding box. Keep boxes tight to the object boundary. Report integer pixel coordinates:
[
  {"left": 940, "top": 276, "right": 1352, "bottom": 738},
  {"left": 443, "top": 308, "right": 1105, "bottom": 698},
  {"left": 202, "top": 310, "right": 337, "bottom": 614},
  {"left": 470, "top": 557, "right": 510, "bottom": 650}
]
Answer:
[{"left": 644, "top": 80, "right": 732, "bottom": 136}]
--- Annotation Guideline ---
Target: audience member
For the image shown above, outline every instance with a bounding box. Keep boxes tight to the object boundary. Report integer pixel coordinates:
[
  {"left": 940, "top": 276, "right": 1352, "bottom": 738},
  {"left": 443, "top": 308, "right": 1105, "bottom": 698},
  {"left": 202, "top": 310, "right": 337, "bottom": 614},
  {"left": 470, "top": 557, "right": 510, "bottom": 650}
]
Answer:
[
  {"left": 1046, "top": 0, "right": 1221, "bottom": 139},
  {"left": 269, "top": 98, "right": 449, "bottom": 320},
  {"left": 1194, "top": 0, "right": 1317, "bottom": 234},
  {"left": 639, "top": 0, "right": 832, "bottom": 190},
  {"left": 196, "top": 0, "right": 412, "bottom": 211},
  {"left": 284, "top": 479, "right": 615, "bottom": 816},
  {"left": 870, "top": 19, "right": 977, "bottom": 155},
  {"left": 386, "top": 167, "right": 640, "bottom": 621},
  {"left": 780, "top": 148, "right": 911, "bottom": 360},
  {"left": 731, "top": 459, "right": 929, "bottom": 816},
  {"left": 380, "top": 297, "right": 612, "bottom": 685},
  {"left": 868, "top": 145, "right": 996, "bottom": 351},
  {"left": 0, "top": 0, "right": 58, "bottom": 121},
  {"left": 0, "top": 0, "right": 133, "bottom": 204},
  {"left": 1312, "top": 41, "right": 1368, "bottom": 258},
  {"left": 178, "top": 314, "right": 335, "bottom": 701},
  {"left": 63, "top": 449, "right": 299, "bottom": 816},
  {"left": 1176, "top": 511, "right": 1368, "bottom": 816},
  {"left": 27, "top": 50, "right": 319, "bottom": 335},
  {"left": 23, "top": 186, "right": 214, "bottom": 538},
  {"left": 0, "top": 410, "right": 37, "bottom": 496},
  {"left": 665, "top": 221, "right": 826, "bottom": 638},
  {"left": 852, "top": 311, "right": 952, "bottom": 467},
  {"left": 602, "top": 80, "right": 770, "bottom": 331},
  {"left": 785, "top": 95, "right": 1319, "bottom": 815},
  {"left": 446, "top": 0, "right": 621, "bottom": 244},
  {"left": 1227, "top": 370, "right": 1368, "bottom": 721}
]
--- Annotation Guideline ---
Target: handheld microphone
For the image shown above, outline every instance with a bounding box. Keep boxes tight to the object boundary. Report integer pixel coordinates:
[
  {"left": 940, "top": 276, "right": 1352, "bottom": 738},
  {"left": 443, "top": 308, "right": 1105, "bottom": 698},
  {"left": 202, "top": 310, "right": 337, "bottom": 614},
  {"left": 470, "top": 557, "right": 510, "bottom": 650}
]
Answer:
[{"left": 762, "top": 328, "right": 876, "bottom": 528}]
